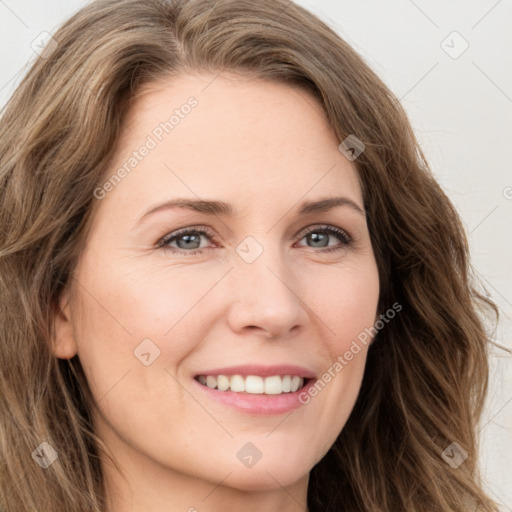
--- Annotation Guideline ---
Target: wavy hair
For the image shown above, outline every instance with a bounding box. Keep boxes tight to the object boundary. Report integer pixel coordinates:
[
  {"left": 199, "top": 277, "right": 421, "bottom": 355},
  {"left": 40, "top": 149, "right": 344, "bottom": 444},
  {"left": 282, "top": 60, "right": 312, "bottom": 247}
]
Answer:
[{"left": 0, "top": 0, "right": 501, "bottom": 510}]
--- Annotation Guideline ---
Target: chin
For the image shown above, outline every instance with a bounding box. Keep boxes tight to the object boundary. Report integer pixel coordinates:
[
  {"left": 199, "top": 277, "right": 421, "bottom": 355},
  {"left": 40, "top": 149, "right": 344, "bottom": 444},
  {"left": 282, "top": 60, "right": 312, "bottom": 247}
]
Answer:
[
  {"left": 215, "top": 452, "right": 312, "bottom": 492},
  {"left": 222, "top": 467, "right": 308, "bottom": 492}
]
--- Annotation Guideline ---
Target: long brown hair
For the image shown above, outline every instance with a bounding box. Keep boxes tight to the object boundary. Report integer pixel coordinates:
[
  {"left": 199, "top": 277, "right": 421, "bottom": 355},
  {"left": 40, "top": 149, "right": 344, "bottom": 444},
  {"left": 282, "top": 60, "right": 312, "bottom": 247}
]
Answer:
[{"left": 0, "top": 0, "right": 501, "bottom": 510}]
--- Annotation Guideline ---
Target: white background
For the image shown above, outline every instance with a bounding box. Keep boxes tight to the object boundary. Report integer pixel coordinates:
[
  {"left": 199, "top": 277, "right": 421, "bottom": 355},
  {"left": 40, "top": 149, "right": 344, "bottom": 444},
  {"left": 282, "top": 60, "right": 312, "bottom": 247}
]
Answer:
[{"left": 1, "top": 0, "right": 511, "bottom": 509}]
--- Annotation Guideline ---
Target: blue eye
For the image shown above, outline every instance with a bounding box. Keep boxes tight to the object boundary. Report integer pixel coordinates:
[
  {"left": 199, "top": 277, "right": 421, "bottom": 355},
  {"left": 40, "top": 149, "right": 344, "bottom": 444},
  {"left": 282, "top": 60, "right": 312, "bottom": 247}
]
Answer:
[
  {"left": 158, "top": 226, "right": 215, "bottom": 255},
  {"left": 157, "top": 225, "right": 352, "bottom": 255},
  {"left": 296, "top": 225, "right": 352, "bottom": 252}
]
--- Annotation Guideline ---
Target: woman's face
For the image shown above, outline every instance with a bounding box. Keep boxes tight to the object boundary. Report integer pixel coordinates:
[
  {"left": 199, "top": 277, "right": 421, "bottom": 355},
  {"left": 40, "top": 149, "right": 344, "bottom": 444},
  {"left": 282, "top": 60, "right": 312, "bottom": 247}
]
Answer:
[{"left": 55, "top": 73, "right": 380, "bottom": 496}]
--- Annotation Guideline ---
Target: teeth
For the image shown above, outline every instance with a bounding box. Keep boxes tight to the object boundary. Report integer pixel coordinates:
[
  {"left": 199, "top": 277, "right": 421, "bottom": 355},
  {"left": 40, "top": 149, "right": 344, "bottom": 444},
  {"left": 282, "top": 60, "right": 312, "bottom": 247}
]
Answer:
[
  {"left": 206, "top": 375, "right": 217, "bottom": 389},
  {"left": 196, "top": 374, "right": 306, "bottom": 394},
  {"left": 291, "top": 376, "right": 301, "bottom": 392},
  {"left": 217, "top": 375, "right": 230, "bottom": 391},
  {"left": 230, "top": 374, "right": 245, "bottom": 392},
  {"left": 264, "top": 375, "right": 283, "bottom": 395},
  {"left": 246, "top": 375, "right": 264, "bottom": 394}
]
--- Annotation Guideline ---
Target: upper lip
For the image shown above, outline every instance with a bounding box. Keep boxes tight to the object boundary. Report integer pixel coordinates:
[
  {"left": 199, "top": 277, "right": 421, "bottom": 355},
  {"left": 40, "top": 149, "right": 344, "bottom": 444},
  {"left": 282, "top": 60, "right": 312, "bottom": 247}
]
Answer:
[{"left": 194, "top": 364, "right": 317, "bottom": 379}]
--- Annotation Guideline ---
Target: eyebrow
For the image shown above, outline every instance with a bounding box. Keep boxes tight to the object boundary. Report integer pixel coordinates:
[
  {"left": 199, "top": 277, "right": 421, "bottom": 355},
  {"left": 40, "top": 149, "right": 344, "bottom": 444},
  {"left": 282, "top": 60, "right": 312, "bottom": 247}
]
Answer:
[{"left": 137, "top": 196, "right": 366, "bottom": 225}]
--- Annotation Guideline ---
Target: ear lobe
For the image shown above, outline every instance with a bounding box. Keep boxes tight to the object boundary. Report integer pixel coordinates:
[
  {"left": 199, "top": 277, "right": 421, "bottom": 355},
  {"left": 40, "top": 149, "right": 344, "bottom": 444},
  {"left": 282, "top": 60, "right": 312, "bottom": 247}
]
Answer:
[{"left": 52, "top": 288, "right": 78, "bottom": 359}]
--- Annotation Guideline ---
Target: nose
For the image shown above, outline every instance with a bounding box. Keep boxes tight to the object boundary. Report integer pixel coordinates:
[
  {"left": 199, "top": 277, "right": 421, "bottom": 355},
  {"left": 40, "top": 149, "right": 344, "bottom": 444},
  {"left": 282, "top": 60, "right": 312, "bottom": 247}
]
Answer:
[{"left": 225, "top": 242, "right": 307, "bottom": 339}]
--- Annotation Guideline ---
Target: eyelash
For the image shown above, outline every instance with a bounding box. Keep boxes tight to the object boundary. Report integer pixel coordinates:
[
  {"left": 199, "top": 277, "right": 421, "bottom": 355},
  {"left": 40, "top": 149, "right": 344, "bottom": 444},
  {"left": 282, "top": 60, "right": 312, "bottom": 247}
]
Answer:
[{"left": 157, "top": 225, "right": 353, "bottom": 255}]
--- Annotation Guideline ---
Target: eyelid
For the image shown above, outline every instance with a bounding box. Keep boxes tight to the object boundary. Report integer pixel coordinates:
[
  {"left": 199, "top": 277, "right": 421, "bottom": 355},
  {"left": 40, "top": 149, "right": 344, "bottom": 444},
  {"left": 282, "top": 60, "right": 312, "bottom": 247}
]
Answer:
[
  {"left": 157, "top": 225, "right": 217, "bottom": 248},
  {"left": 295, "top": 224, "right": 352, "bottom": 245}
]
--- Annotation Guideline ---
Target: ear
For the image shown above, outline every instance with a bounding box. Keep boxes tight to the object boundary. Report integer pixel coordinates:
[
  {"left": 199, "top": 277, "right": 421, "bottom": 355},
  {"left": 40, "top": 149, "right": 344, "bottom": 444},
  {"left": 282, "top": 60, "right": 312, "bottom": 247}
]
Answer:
[{"left": 52, "top": 286, "right": 78, "bottom": 359}]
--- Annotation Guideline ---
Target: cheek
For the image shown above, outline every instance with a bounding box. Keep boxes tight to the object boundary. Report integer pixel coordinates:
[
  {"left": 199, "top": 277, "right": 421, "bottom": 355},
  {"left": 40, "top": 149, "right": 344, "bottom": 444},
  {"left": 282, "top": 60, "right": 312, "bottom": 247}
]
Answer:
[
  {"left": 296, "top": 261, "right": 379, "bottom": 440},
  {"left": 77, "top": 249, "right": 224, "bottom": 339},
  {"left": 103, "top": 258, "right": 233, "bottom": 337},
  {"left": 304, "top": 259, "right": 380, "bottom": 352},
  {"left": 71, "top": 257, "right": 231, "bottom": 393}
]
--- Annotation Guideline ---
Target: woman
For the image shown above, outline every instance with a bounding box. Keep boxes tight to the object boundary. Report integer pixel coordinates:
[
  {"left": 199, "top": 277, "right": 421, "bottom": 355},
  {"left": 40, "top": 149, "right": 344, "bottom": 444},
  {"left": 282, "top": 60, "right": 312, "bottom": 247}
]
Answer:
[{"left": 0, "top": 0, "right": 501, "bottom": 510}]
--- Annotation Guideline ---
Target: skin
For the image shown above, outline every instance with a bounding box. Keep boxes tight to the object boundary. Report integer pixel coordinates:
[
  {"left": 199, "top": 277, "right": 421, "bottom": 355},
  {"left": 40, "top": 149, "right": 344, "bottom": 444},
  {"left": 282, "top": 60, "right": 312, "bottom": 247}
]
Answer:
[{"left": 53, "top": 72, "right": 380, "bottom": 512}]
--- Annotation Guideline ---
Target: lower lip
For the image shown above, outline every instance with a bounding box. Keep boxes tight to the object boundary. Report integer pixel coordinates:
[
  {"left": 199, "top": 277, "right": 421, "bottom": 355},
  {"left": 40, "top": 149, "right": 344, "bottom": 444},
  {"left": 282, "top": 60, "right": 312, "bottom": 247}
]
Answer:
[{"left": 193, "top": 378, "right": 317, "bottom": 415}]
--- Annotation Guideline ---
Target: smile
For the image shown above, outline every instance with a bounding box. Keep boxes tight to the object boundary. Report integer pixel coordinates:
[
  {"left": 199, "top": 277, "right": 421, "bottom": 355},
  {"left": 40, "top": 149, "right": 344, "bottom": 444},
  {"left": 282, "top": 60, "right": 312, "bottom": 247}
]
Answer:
[{"left": 195, "top": 374, "right": 308, "bottom": 395}]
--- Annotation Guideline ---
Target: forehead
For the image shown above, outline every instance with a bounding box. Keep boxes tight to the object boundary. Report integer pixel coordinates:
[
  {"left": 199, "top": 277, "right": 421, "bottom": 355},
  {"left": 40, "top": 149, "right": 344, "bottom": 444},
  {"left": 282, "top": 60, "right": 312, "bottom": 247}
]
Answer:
[{"left": 101, "top": 72, "right": 363, "bottom": 215}]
